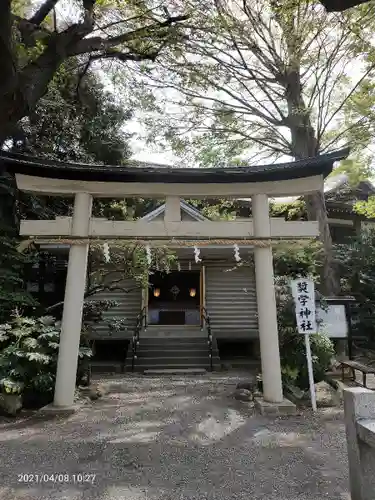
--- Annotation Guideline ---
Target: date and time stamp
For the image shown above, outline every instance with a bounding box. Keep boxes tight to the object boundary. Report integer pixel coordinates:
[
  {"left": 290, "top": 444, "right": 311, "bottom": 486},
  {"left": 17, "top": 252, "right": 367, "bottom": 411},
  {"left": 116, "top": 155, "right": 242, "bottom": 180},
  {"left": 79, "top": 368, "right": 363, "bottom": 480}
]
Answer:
[{"left": 17, "top": 473, "right": 96, "bottom": 485}]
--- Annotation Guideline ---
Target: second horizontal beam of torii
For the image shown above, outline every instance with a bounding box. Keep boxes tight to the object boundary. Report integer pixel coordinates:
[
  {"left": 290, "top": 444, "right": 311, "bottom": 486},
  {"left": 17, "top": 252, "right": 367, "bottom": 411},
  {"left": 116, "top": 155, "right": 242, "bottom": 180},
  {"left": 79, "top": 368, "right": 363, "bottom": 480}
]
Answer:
[{"left": 20, "top": 217, "right": 319, "bottom": 240}]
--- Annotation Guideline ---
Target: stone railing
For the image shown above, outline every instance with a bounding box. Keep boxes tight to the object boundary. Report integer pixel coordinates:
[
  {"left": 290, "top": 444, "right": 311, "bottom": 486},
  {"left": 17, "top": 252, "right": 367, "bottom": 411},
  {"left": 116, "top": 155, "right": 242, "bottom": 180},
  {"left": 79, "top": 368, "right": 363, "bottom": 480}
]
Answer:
[{"left": 344, "top": 387, "right": 375, "bottom": 500}]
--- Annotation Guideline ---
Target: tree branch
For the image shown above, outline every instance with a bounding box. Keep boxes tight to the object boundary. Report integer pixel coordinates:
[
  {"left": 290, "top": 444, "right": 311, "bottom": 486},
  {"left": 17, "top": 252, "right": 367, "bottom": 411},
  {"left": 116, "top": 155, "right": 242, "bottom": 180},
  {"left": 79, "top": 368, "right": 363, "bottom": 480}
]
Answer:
[
  {"left": 0, "top": 0, "right": 16, "bottom": 96},
  {"left": 82, "top": 0, "right": 96, "bottom": 30},
  {"left": 29, "top": 0, "right": 60, "bottom": 26},
  {"left": 70, "top": 14, "right": 188, "bottom": 56},
  {"left": 91, "top": 49, "right": 160, "bottom": 63},
  {"left": 45, "top": 278, "right": 141, "bottom": 314},
  {"left": 319, "top": 62, "right": 375, "bottom": 139}
]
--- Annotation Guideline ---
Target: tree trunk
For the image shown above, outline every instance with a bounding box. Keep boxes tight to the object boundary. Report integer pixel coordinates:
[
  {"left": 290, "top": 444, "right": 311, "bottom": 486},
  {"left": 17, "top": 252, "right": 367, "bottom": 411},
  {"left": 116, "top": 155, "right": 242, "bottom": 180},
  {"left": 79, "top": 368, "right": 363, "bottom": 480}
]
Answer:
[
  {"left": 0, "top": 41, "right": 65, "bottom": 144},
  {"left": 0, "top": 1, "right": 22, "bottom": 143},
  {"left": 304, "top": 190, "right": 338, "bottom": 295},
  {"left": 285, "top": 70, "right": 340, "bottom": 296},
  {"left": 292, "top": 125, "right": 339, "bottom": 295},
  {"left": 0, "top": 13, "right": 87, "bottom": 144}
]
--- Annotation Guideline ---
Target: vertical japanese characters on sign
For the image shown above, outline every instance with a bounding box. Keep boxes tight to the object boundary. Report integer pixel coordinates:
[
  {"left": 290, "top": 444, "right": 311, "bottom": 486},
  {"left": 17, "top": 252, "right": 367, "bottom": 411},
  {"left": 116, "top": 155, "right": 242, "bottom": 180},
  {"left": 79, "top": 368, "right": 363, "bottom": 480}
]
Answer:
[
  {"left": 291, "top": 279, "right": 317, "bottom": 334},
  {"left": 290, "top": 278, "right": 318, "bottom": 412}
]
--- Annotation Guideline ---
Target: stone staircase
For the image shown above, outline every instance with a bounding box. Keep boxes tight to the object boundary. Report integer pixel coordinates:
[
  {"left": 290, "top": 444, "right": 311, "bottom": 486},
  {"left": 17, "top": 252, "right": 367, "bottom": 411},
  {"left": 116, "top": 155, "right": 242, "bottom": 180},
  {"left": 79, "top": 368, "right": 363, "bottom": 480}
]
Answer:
[{"left": 125, "top": 326, "right": 221, "bottom": 373}]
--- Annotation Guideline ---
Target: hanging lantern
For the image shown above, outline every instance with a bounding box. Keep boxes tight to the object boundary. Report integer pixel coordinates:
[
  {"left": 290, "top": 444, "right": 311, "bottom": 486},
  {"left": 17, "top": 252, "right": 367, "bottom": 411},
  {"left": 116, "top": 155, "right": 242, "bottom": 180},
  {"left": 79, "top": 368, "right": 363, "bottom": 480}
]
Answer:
[
  {"left": 189, "top": 288, "right": 197, "bottom": 297},
  {"left": 153, "top": 288, "right": 161, "bottom": 297}
]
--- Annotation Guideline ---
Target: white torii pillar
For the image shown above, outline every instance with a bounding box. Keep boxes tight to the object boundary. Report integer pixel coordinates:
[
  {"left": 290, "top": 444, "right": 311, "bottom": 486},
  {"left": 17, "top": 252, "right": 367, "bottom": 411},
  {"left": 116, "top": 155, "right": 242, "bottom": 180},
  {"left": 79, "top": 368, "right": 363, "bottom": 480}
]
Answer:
[
  {"left": 252, "top": 194, "right": 283, "bottom": 403},
  {"left": 54, "top": 192, "right": 92, "bottom": 407}
]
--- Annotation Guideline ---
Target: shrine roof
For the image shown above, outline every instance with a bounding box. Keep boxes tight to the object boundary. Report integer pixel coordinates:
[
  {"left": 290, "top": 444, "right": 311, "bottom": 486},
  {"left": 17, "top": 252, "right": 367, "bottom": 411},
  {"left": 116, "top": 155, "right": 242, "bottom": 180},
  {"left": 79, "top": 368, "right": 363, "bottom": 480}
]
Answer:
[{"left": 0, "top": 148, "right": 349, "bottom": 184}]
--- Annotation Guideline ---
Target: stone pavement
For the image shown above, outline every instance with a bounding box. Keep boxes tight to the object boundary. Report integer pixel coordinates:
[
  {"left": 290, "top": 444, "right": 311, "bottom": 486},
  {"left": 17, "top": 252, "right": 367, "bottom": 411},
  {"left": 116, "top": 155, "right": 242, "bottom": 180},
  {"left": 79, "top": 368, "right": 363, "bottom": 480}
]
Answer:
[{"left": 0, "top": 373, "right": 350, "bottom": 500}]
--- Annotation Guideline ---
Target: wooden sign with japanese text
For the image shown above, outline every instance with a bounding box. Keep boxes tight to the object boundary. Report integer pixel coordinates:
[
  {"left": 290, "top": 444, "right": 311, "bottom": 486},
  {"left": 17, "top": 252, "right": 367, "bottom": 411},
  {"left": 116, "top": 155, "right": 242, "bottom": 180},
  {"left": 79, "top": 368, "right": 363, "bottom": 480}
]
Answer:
[{"left": 291, "top": 279, "right": 317, "bottom": 334}]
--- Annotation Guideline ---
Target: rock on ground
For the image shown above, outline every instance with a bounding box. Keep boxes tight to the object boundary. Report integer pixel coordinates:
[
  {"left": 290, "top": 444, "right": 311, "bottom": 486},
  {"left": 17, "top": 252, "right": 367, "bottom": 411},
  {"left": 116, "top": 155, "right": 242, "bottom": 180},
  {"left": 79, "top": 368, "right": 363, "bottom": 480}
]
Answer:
[
  {"left": 236, "top": 378, "right": 257, "bottom": 392},
  {"left": 315, "top": 380, "right": 341, "bottom": 407},
  {"left": 0, "top": 394, "right": 22, "bottom": 416},
  {"left": 285, "top": 384, "right": 306, "bottom": 401},
  {"left": 233, "top": 388, "right": 253, "bottom": 401},
  {"left": 78, "top": 383, "right": 106, "bottom": 401}
]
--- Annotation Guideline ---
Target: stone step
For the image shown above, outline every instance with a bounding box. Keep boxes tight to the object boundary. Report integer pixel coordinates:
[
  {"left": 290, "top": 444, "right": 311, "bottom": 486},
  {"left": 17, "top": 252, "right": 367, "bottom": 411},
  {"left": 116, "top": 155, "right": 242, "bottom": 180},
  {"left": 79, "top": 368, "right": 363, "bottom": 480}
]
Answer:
[
  {"left": 126, "top": 330, "right": 220, "bottom": 371},
  {"left": 136, "top": 345, "right": 210, "bottom": 351},
  {"left": 139, "top": 338, "right": 213, "bottom": 348},
  {"left": 144, "top": 326, "right": 203, "bottom": 330},
  {"left": 137, "top": 349, "right": 211, "bottom": 356},
  {"left": 143, "top": 328, "right": 204, "bottom": 331},
  {"left": 137, "top": 338, "right": 210, "bottom": 345},
  {"left": 137, "top": 349, "right": 219, "bottom": 356},
  {"left": 127, "top": 361, "right": 220, "bottom": 371},
  {"left": 138, "top": 345, "right": 210, "bottom": 351},
  {"left": 144, "top": 368, "right": 207, "bottom": 375},
  {"left": 140, "top": 328, "right": 206, "bottom": 339},
  {"left": 91, "top": 362, "right": 123, "bottom": 373},
  {"left": 134, "top": 356, "right": 214, "bottom": 365}
]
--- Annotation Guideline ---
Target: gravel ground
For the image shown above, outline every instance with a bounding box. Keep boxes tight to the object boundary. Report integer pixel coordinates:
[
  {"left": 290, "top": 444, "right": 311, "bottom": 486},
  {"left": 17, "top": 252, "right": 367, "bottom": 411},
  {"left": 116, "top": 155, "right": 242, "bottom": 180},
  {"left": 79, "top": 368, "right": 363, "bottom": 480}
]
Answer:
[{"left": 0, "top": 373, "right": 350, "bottom": 500}]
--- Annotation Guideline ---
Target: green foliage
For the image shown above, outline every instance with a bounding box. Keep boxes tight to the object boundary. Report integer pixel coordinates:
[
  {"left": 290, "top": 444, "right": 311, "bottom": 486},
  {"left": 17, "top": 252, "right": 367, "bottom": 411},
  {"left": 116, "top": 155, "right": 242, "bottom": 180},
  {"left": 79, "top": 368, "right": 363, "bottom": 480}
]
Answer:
[
  {"left": 273, "top": 244, "right": 333, "bottom": 389},
  {"left": 0, "top": 236, "right": 38, "bottom": 323},
  {"left": 82, "top": 300, "right": 120, "bottom": 325},
  {"left": 333, "top": 159, "right": 372, "bottom": 186},
  {"left": 10, "top": 61, "right": 132, "bottom": 164},
  {"left": 89, "top": 242, "right": 176, "bottom": 293},
  {"left": 335, "top": 227, "right": 375, "bottom": 300},
  {"left": 132, "top": 0, "right": 375, "bottom": 168},
  {"left": 335, "top": 227, "right": 375, "bottom": 344},
  {"left": 3, "top": 0, "right": 188, "bottom": 146},
  {"left": 187, "top": 199, "right": 237, "bottom": 220},
  {"left": 270, "top": 200, "right": 307, "bottom": 221},
  {"left": 0, "top": 315, "right": 92, "bottom": 405},
  {"left": 32, "top": 242, "right": 178, "bottom": 332},
  {"left": 355, "top": 197, "right": 375, "bottom": 219},
  {"left": 273, "top": 241, "right": 323, "bottom": 280}
]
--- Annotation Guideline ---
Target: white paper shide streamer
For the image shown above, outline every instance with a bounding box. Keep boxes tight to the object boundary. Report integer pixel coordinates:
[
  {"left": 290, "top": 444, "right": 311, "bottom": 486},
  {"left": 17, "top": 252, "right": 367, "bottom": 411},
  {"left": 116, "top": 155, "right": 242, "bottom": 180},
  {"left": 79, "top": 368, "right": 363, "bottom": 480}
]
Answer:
[
  {"left": 103, "top": 242, "right": 110, "bottom": 263},
  {"left": 193, "top": 246, "right": 202, "bottom": 263},
  {"left": 145, "top": 245, "right": 152, "bottom": 266},
  {"left": 233, "top": 244, "right": 241, "bottom": 262}
]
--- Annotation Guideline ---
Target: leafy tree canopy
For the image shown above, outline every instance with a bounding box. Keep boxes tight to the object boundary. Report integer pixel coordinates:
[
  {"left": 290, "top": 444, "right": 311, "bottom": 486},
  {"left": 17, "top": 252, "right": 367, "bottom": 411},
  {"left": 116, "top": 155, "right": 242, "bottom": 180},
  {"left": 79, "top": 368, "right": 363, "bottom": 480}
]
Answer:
[
  {"left": 126, "top": 0, "right": 375, "bottom": 295},
  {"left": 1, "top": 0, "right": 188, "bottom": 143},
  {"left": 131, "top": 0, "right": 375, "bottom": 167},
  {"left": 9, "top": 61, "right": 133, "bottom": 164}
]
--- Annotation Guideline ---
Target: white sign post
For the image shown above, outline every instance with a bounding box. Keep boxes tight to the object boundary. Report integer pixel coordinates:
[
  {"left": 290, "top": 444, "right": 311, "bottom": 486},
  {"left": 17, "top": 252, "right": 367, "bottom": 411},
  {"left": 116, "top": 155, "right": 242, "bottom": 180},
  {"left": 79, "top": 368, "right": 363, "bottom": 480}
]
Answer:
[{"left": 291, "top": 278, "right": 317, "bottom": 412}]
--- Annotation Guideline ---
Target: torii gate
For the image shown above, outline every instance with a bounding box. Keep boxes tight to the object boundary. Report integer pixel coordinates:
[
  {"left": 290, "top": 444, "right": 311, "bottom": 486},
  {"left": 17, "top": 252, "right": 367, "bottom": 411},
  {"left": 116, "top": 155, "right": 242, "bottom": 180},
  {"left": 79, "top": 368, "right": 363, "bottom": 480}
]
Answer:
[{"left": 1, "top": 148, "right": 349, "bottom": 412}]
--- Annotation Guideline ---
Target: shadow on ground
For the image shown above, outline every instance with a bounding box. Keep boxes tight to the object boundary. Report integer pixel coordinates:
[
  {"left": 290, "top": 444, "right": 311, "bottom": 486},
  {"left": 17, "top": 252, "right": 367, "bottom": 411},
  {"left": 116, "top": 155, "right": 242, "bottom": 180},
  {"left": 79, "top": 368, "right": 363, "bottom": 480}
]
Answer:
[{"left": 0, "top": 373, "right": 350, "bottom": 500}]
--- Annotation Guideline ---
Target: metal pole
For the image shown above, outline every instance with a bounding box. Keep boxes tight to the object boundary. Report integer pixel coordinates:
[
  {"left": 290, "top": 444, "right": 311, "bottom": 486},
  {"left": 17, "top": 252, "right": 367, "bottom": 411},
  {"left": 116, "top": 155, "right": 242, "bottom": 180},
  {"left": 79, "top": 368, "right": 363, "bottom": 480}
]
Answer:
[
  {"left": 305, "top": 333, "right": 317, "bottom": 412},
  {"left": 345, "top": 302, "right": 354, "bottom": 360}
]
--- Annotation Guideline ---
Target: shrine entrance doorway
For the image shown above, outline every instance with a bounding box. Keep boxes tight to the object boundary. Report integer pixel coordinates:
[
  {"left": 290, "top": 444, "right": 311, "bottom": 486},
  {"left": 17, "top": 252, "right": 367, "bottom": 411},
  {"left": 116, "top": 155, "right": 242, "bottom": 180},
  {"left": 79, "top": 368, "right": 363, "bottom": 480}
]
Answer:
[{"left": 148, "top": 271, "right": 201, "bottom": 326}]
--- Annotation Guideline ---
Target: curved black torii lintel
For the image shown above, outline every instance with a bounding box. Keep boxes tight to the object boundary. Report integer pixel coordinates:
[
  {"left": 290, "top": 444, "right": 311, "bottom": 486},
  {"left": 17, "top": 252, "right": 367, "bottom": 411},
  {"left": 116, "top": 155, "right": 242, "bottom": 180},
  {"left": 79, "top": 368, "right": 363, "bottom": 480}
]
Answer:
[
  {"left": 0, "top": 148, "right": 350, "bottom": 185},
  {"left": 320, "top": 0, "right": 370, "bottom": 12}
]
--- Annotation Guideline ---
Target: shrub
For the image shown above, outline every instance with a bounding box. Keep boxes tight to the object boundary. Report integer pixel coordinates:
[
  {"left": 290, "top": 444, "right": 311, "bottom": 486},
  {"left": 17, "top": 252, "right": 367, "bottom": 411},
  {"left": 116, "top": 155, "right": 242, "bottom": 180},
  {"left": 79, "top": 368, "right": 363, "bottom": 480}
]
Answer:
[
  {"left": 0, "top": 314, "right": 92, "bottom": 408},
  {"left": 335, "top": 228, "right": 375, "bottom": 346},
  {"left": 0, "top": 236, "right": 38, "bottom": 323}
]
